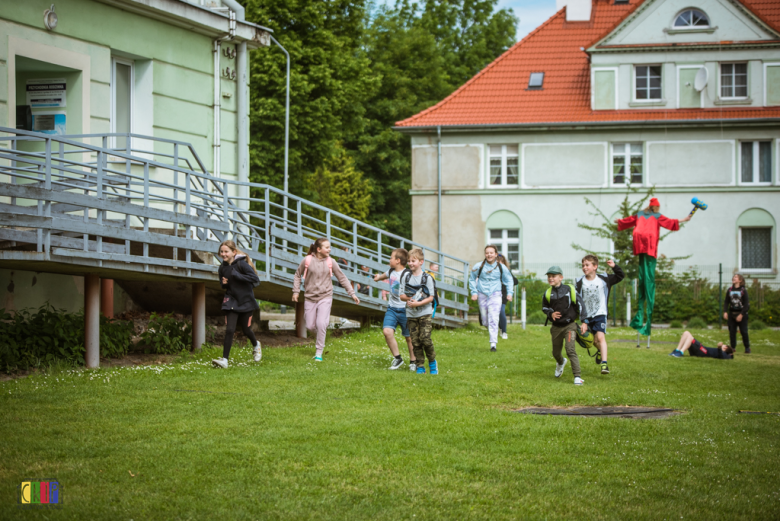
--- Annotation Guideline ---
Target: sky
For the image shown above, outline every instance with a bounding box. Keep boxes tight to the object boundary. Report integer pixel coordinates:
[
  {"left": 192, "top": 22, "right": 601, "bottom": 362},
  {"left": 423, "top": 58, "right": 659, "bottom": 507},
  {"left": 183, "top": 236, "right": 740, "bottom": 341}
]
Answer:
[{"left": 500, "top": 0, "right": 558, "bottom": 41}]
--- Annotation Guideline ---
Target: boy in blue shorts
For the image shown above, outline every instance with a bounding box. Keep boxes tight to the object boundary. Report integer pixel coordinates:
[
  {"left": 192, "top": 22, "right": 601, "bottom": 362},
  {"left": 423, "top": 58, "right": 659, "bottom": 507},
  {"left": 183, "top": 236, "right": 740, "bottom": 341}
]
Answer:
[
  {"left": 374, "top": 248, "right": 415, "bottom": 370},
  {"left": 575, "top": 255, "right": 624, "bottom": 375},
  {"left": 669, "top": 331, "right": 735, "bottom": 359}
]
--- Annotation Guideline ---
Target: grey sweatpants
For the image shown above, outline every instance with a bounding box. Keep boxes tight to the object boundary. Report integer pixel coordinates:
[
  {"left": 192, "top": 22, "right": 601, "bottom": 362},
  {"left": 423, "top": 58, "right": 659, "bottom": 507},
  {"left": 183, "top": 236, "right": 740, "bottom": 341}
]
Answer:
[{"left": 551, "top": 322, "right": 581, "bottom": 378}]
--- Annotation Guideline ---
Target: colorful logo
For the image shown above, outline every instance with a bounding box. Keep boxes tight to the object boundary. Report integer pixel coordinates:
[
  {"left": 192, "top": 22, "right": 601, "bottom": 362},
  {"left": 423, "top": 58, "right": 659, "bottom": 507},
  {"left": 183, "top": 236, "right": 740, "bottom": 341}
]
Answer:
[{"left": 18, "top": 480, "right": 61, "bottom": 508}]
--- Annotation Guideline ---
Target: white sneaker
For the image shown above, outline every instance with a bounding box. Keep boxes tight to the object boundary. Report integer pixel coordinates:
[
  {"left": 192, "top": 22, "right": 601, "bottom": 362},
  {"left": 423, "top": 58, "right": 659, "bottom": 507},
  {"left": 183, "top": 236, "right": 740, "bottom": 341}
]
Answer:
[
  {"left": 555, "top": 358, "right": 567, "bottom": 378},
  {"left": 212, "top": 357, "right": 228, "bottom": 369},
  {"left": 501, "top": 332, "right": 508, "bottom": 340},
  {"left": 389, "top": 358, "right": 404, "bottom": 370},
  {"left": 409, "top": 362, "right": 417, "bottom": 372},
  {"left": 574, "top": 377, "right": 585, "bottom": 386},
  {"left": 253, "top": 342, "right": 262, "bottom": 362}
]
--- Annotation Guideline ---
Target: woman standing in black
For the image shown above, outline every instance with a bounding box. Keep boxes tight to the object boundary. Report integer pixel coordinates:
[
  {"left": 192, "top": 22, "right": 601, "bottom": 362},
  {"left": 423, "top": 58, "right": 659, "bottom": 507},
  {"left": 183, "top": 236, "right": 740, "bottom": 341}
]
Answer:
[
  {"left": 212, "top": 240, "right": 262, "bottom": 368},
  {"left": 723, "top": 273, "right": 750, "bottom": 354}
]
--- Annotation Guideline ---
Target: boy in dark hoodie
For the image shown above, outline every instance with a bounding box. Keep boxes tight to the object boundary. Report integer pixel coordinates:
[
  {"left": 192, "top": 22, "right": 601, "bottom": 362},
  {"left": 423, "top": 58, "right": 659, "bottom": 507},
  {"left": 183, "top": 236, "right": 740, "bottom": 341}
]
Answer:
[{"left": 542, "top": 266, "right": 584, "bottom": 385}]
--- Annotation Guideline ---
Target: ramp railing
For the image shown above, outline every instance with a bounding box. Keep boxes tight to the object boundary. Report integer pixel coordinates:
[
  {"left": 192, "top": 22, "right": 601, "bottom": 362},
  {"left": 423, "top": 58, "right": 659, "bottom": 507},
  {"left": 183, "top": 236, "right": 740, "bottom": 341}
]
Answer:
[{"left": 0, "top": 127, "right": 470, "bottom": 325}]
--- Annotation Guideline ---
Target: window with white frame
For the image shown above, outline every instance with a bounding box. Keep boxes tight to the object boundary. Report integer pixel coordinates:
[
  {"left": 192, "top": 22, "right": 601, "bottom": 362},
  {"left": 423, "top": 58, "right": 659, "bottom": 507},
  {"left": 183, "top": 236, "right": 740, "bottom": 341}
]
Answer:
[
  {"left": 741, "top": 228, "right": 772, "bottom": 270},
  {"left": 635, "top": 65, "right": 662, "bottom": 100},
  {"left": 740, "top": 141, "right": 772, "bottom": 183},
  {"left": 489, "top": 229, "right": 520, "bottom": 270},
  {"left": 489, "top": 145, "right": 519, "bottom": 187},
  {"left": 721, "top": 63, "right": 748, "bottom": 98},
  {"left": 111, "top": 57, "right": 134, "bottom": 150},
  {"left": 612, "top": 143, "right": 643, "bottom": 185},
  {"left": 673, "top": 9, "right": 709, "bottom": 28}
]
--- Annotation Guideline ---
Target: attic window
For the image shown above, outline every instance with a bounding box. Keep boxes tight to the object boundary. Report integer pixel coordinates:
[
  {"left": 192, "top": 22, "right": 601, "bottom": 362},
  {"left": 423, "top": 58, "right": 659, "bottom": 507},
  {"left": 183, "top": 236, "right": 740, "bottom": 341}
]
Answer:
[
  {"left": 528, "top": 72, "right": 544, "bottom": 90},
  {"left": 614, "top": 0, "right": 629, "bottom": 4},
  {"left": 673, "top": 9, "right": 709, "bottom": 28}
]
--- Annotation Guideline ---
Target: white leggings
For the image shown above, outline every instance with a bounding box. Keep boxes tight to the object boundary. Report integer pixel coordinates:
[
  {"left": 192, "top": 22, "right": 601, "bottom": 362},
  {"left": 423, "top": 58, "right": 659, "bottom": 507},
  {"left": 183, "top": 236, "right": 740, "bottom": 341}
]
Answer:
[{"left": 479, "top": 291, "right": 503, "bottom": 344}]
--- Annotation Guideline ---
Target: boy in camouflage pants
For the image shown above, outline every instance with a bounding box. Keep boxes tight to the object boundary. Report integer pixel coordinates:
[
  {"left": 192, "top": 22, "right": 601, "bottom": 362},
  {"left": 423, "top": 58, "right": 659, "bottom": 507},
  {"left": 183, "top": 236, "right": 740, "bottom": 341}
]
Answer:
[{"left": 400, "top": 248, "right": 437, "bottom": 374}]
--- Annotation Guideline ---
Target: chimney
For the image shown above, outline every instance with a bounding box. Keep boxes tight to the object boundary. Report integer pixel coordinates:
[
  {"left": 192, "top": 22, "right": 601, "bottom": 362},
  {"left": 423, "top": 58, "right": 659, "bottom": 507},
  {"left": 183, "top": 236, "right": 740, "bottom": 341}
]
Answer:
[{"left": 556, "top": 0, "right": 592, "bottom": 22}]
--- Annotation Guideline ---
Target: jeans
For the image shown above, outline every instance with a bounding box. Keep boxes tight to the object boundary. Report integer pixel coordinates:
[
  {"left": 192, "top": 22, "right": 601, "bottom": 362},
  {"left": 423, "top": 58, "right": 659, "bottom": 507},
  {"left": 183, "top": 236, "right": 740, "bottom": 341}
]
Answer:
[{"left": 499, "top": 304, "right": 507, "bottom": 334}]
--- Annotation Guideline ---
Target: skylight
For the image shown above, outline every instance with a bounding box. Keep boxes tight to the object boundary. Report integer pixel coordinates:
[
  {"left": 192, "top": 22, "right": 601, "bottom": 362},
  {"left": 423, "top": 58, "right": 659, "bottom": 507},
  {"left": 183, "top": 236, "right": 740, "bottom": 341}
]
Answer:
[{"left": 528, "top": 72, "right": 544, "bottom": 90}]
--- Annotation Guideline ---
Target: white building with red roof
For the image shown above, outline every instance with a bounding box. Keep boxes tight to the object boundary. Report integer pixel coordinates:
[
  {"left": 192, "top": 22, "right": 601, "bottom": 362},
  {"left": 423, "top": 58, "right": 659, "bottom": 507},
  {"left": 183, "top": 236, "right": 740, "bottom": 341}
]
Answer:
[{"left": 395, "top": 0, "right": 780, "bottom": 281}]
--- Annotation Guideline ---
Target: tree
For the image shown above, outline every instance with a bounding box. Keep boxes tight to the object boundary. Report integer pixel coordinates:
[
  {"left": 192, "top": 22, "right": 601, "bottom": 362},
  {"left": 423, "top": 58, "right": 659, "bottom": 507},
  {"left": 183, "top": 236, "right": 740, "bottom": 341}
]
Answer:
[{"left": 307, "top": 144, "right": 372, "bottom": 222}]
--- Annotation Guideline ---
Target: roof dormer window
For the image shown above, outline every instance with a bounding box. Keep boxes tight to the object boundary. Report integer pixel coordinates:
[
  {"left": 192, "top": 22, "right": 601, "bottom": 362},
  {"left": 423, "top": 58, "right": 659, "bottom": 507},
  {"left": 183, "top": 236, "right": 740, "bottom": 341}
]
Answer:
[
  {"left": 673, "top": 9, "right": 709, "bottom": 29},
  {"left": 528, "top": 72, "right": 544, "bottom": 90}
]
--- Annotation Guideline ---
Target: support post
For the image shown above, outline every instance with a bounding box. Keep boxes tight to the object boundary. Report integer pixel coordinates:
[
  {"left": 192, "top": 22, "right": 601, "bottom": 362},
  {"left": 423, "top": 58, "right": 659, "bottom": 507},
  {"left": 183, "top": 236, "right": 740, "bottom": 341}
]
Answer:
[
  {"left": 626, "top": 292, "right": 631, "bottom": 328},
  {"left": 295, "top": 296, "right": 306, "bottom": 339},
  {"left": 192, "top": 283, "right": 205, "bottom": 351},
  {"left": 521, "top": 287, "right": 527, "bottom": 331},
  {"left": 100, "top": 279, "right": 114, "bottom": 318},
  {"left": 84, "top": 274, "right": 100, "bottom": 368},
  {"left": 718, "top": 263, "right": 723, "bottom": 329}
]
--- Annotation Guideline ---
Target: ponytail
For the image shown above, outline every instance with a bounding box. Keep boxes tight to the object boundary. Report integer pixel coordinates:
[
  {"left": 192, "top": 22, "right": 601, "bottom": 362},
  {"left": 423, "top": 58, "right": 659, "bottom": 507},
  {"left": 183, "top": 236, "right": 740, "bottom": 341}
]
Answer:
[{"left": 307, "top": 238, "right": 329, "bottom": 256}]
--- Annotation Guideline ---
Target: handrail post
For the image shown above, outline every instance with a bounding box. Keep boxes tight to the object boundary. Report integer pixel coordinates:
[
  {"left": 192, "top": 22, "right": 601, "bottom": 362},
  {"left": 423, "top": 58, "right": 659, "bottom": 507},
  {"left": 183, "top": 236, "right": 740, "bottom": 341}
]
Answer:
[
  {"left": 377, "top": 231, "right": 382, "bottom": 264},
  {"left": 326, "top": 212, "right": 331, "bottom": 242},
  {"left": 265, "top": 187, "right": 270, "bottom": 279},
  {"left": 296, "top": 199, "right": 302, "bottom": 256}
]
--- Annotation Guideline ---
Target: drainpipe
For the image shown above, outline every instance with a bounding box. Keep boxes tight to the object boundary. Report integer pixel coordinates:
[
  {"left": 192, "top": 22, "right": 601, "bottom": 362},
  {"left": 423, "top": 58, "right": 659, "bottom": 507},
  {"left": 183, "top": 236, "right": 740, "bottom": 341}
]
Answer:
[
  {"left": 213, "top": 5, "right": 237, "bottom": 178},
  {"left": 269, "top": 35, "right": 290, "bottom": 228},
  {"left": 221, "top": 0, "right": 249, "bottom": 206},
  {"left": 437, "top": 125, "right": 442, "bottom": 252}
]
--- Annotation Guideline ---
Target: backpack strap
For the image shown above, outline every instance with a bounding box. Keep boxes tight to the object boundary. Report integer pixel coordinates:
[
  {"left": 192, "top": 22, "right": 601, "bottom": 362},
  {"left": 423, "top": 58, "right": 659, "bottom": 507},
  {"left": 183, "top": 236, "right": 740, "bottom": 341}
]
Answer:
[
  {"left": 303, "top": 255, "right": 333, "bottom": 280},
  {"left": 567, "top": 284, "right": 576, "bottom": 304},
  {"left": 327, "top": 257, "right": 333, "bottom": 277}
]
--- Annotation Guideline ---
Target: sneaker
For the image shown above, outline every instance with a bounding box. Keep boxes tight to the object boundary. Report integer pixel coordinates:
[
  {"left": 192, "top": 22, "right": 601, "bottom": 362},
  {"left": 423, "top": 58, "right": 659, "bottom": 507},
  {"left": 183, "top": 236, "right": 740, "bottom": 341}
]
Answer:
[
  {"left": 574, "top": 377, "right": 584, "bottom": 386},
  {"left": 600, "top": 362, "right": 610, "bottom": 374},
  {"left": 212, "top": 357, "right": 228, "bottom": 369},
  {"left": 416, "top": 366, "right": 426, "bottom": 374},
  {"left": 389, "top": 358, "right": 404, "bottom": 370},
  {"left": 669, "top": 350, "right": 683, "bottom": 358},
  {"left": 314, "top": 355, "right": 323, "bottom": 362},
  {"left": 429, "top": 360, "right": 438, "bottom": 375},
  {"left": 745, "top": 348, "right": 751, "bottom": 354},
  {"left": 253, "top": 342, "right": 262, "bottom": 362},
  {"left": 490, "top": 344, "right": 497, "bottom": 352},
  {"left": 501, "top": 332, "right": 508, "bottom": 340},
  {"left": 409, "top": 362, "right": 417, "bottom": 372},
  {"left": 555, "top": 358, "right": 568, "bottom": 378}
]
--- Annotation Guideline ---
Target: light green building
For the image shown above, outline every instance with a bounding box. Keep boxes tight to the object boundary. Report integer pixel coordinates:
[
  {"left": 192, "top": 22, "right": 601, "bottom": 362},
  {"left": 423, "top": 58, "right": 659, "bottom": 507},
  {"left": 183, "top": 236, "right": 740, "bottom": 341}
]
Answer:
[
  {"left": 0, "top": 0, "right": 271, "bottom": 312},
  {"left": 396, "top": 0, "right": 780, "bottom": 282}
]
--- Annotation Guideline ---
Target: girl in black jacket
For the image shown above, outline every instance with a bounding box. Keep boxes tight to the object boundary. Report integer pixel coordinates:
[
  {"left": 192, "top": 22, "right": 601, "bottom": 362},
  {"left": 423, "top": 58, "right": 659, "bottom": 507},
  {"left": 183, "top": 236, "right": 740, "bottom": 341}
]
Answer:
[
  {"left": 212, "top": 240, "right": 261, "bottom": 368},
  {"left": 723, "top": 273, "right": 750, "bottom": 354}
]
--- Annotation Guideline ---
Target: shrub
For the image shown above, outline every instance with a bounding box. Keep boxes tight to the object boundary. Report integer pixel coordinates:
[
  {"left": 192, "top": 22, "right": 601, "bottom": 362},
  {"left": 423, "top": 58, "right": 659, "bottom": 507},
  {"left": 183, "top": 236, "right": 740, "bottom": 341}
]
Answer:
[
  {"left": 687, "top": 316, "right": 707, "bottom": 329},
  {"left": 140, "top": 313, "right": 192, "bottom": 354},
  {"left": 0, "top": 304, "right": 133, "bottom": 372},
  {"left": 669, "top": 320, "right": 683, "bottom": 329},
  {"left": 526, "top": 311, "right": 548, "bottom": 325},
  {"left": 749, "top": 319, "right": 767, "bottom": 331}
]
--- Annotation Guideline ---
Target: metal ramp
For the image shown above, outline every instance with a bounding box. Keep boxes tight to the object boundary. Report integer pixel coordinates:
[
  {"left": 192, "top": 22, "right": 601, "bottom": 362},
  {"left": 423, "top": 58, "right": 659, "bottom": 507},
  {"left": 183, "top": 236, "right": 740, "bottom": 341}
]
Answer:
[{"left": 0, "top": 127, "right": 471, "bottom": 351}]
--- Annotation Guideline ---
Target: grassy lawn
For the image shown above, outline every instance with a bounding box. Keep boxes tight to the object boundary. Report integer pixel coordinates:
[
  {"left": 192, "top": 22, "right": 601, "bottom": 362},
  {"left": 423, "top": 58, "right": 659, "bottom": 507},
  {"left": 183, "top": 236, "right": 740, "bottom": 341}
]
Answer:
[{"left": 2, "top": 323, "right": 779, "bottom": 520}]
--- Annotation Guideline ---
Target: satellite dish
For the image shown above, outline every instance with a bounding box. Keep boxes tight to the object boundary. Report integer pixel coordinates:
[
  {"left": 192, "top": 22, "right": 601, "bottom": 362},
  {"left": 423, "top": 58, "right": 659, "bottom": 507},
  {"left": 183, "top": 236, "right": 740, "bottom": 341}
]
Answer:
[{"left": 694, "top": 66, "right": 708, "bottom": 92}]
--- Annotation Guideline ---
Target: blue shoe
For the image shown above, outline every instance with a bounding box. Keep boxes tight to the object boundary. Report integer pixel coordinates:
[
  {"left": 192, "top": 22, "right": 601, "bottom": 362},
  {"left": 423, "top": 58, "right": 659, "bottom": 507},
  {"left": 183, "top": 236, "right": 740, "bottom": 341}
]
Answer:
[
  {"left": 429, "top": 360, "right": 438, "bottom": 375},
  {"left": 416, "top": 366, "right": 426, "bottom": 374},
  {"left": 314, "top": 356, "right": 323, "bottom": 362},
  {"left": 669, "top": 350, "right": 683, "bottom": 358}
]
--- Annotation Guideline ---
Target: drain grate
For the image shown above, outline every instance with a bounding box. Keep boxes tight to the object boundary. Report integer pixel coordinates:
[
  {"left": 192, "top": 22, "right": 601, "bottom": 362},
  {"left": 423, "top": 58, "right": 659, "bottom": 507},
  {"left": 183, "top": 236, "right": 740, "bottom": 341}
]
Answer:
[{"left": 515, "top": 406, "right": 680, "bottom": 419}]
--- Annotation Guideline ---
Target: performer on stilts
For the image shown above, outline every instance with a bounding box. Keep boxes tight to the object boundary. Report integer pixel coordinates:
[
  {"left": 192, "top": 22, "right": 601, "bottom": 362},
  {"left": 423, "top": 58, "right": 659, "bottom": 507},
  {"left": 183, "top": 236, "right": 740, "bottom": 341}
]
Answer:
[{"left": 616, "top": 198, "right": 690, "bottom": 345}]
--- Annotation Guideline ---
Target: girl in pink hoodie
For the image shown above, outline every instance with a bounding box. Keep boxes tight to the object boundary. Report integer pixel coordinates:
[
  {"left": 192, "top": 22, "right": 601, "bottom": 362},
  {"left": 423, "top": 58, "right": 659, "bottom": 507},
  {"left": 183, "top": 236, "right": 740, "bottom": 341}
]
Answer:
[{"left": 292, "top": 239, "right": 359, "bottom": 361}]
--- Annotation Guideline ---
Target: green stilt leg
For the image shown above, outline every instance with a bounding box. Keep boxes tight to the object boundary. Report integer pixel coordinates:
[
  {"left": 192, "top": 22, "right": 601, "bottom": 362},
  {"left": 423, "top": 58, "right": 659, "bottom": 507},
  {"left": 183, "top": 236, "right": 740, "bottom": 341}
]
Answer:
[{"left": 630, "top": 254, "right": 657, "bottom": 337}]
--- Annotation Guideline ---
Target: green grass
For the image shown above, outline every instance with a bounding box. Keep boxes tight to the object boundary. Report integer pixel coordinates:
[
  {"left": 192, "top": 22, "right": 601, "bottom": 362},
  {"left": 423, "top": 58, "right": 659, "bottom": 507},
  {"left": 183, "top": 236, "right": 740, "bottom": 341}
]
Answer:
[{"left": 2, "top": 324, "right": 779, "bottom": 520}]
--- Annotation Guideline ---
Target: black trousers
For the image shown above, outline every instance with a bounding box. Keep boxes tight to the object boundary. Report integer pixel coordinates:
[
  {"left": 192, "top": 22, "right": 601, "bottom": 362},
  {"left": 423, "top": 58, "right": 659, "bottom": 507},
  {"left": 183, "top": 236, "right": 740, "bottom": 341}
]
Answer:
[
  {"left": 727, "top": 313, "right": 750, "bottom": 350},
  {"left": 223, "top": 311, "right": 258, "bottom": 359}
]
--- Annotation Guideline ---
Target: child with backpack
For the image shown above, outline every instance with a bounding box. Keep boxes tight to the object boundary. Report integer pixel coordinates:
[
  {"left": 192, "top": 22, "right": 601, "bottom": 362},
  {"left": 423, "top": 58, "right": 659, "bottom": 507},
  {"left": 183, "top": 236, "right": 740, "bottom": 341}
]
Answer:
[
  {"left": 399, "top": 248, "right": 438, "bottom": 374},
  {"left": 469, "top": 245, "right": 515, "bottom": 351},
  {"left": 497, "top": 254, "right": 519, "bottom": 340},
  {"left": 575, "top": 255, "right": 624, "bottom": 375},
  {"left": 292, "top": 238, "right": 360, "bottom": 362},
  {"left": 723, "top": 273, "right": 750, "bottom": 353},
  {"left": 373, "top": 247, "right": 416, "bottom": 370},
  {"left": 542, "top": 266, "right": 584, "bottom": 385}
]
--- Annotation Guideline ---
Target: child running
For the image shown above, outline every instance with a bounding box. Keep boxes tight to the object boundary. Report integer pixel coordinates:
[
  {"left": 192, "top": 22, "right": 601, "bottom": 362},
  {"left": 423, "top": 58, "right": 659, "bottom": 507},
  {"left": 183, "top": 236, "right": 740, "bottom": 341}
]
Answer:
[
  {"left": 400, "top": 248, "right": 438, "bottom": 374},
  {"left": 292, "top": 238, "right": 360, "bottom": 361},
  {"left": 469, "top": 245, "right": 515, "bottom": 351},
  {"left": 723, "top": 273, "right": 751, "bottom": 353},
  {"left": 541, "top": 265, "right": 584, "bottom": 385},
  {"left": 497, "top": 254, "right": 519, "bottom": 340},
  {"left": 374, "top": 248, "right": 416, "bottom": 370},
  {"left": 212, "top": 240, "right": 262, "bottom": 369},
  {"left": 575, "top": 255, "right": 624, "bottom": 375}
]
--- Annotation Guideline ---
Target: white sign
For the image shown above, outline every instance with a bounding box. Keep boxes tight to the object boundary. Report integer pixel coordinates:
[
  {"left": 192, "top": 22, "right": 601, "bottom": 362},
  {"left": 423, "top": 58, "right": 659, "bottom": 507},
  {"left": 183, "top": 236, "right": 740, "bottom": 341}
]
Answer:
[{"left": 26, "top": 78, "right": 66, "bottom": 109}]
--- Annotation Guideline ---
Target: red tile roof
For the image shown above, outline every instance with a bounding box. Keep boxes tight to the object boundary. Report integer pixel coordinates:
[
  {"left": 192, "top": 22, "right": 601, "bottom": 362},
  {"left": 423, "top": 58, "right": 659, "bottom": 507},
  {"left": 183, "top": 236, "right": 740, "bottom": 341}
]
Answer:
[{"left": 395, "top": 0, "right": 780, "bottom": 128}]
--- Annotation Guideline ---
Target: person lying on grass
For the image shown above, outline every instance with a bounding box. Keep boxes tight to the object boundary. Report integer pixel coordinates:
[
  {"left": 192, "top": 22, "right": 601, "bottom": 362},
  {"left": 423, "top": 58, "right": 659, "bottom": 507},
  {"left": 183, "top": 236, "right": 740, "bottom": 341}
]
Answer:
[{"left": 669, "top": 331, "right": 735, "bottom": 359}]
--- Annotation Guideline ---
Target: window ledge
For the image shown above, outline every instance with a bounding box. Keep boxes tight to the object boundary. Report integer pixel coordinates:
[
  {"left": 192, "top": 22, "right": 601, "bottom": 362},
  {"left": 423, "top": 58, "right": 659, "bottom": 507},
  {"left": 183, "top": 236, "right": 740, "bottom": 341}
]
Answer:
[
  {"left": 739, "top": 269, "right": 777, "bottom": 279},
  {"left": 629, "top": 100, "right": 667, "bottom": 107},
  {"left": 664, "top": 26, "right": 717, "bottom": 35},
  {"left": 487, "top": 185, "right": 519, "bottom": 189},
  {"left": 714, "top": 97, "right": 753, "bottom": 106}
]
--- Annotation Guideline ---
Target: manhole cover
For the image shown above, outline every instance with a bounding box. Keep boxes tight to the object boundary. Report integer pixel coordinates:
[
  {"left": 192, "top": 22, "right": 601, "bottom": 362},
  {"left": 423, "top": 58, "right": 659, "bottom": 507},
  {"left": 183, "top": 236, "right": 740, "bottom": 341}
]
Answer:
[{"left": 514, "top": 406, "right": 680, "bottom": 419}]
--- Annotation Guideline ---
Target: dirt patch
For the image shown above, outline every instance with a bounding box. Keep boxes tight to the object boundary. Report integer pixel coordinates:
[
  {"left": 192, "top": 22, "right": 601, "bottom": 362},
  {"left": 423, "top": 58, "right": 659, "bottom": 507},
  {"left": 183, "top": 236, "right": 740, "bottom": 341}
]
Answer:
[{"left": 514, "top": 406, "right": 682, "bottom": 419}]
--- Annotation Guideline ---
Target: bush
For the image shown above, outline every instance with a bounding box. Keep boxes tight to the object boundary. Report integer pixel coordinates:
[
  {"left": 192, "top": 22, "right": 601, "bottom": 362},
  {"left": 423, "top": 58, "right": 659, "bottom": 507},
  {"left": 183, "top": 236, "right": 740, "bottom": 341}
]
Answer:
[
  {"left": 749, "top": 319, "right": 767, "bottom": 331},
  {"left": 687, "top": 316, "right": 708, "bottom": 329},
  {"left": 140, "top": 313, "right": 192, "bottom": 354},
  {"left": 0, "top": 304, "right": 133, "bottom": 372},
  {"left": 669, "top": 320, "right": 683, "bottom": 328},
  {"left": 526, "top": 311, "right": 548, "bottom": 325}
]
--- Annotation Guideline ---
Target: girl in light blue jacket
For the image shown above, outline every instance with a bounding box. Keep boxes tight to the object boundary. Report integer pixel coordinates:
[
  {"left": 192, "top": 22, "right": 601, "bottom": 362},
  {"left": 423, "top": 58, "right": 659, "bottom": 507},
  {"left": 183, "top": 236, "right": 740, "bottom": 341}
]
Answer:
[{"left": 469, "top": 245, "right": 514, "bottom": 351}]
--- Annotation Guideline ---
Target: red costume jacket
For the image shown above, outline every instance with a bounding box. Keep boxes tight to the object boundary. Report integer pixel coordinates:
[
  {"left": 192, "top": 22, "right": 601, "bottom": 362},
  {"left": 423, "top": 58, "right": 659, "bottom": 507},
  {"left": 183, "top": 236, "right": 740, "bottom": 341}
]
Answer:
[{"left": 617, "top": 211, "right": 679, "bottom": 258}]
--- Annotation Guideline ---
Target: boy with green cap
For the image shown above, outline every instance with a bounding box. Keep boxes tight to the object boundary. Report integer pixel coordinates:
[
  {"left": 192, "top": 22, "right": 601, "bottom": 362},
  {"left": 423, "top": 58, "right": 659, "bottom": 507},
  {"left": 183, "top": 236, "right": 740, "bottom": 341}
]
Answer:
[{"left": 541, "top": 266, "right": 584, "bottom": 385}]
